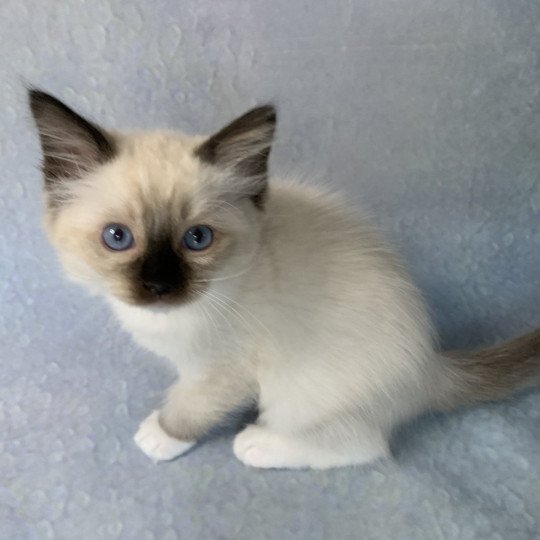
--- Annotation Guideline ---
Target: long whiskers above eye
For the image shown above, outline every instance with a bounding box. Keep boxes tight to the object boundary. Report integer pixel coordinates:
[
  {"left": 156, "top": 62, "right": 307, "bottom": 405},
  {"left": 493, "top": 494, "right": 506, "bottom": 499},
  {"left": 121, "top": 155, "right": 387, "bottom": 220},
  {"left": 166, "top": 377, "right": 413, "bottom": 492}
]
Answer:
[{"left": 198, "top": 199, "right": 245, "bottom": 223}]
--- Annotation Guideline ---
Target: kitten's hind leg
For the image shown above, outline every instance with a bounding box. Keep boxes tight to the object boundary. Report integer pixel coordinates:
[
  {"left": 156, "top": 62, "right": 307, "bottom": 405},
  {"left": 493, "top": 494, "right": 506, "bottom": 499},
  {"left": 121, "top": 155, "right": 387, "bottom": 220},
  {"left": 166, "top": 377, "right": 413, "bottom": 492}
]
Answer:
[{"left": 233, "top": 423, "right": 389, "bottom": 470}]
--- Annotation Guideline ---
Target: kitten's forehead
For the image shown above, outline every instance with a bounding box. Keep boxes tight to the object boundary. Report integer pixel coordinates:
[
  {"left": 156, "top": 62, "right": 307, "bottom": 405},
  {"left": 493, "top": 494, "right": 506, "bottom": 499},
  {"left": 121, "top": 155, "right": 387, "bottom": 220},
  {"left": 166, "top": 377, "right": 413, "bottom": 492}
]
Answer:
[
  {"left": 93, "top": 131, "right": 210, "bottom": 220},
  {"left": 60, "top": 129, "right": 245, "bottom": 239},
  {"left": 120, "top": 131, "right": 203, "bottom": 190}
]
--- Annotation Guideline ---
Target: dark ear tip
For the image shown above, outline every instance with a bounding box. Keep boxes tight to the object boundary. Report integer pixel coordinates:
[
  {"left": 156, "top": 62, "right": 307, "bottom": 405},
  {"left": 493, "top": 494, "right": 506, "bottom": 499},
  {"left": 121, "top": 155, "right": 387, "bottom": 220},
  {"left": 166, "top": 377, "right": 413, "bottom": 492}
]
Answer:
[
  {"left": 238, "top": 104, "right": 276, "bottom": 127},
  {"left": 28, "top": 87, "right": 41, "bottom": 108},
  {"left": 28, "top": 89, "right": 78, "bottom": 122},
  {"left": 28, "top": 88, "right": 56, "bottom": 114},
  {"left": 254, "top": 104, "right": 277, "bottom": 124},
  {"left": 28, "top": 87, "right": 46, "bottom": 102}
]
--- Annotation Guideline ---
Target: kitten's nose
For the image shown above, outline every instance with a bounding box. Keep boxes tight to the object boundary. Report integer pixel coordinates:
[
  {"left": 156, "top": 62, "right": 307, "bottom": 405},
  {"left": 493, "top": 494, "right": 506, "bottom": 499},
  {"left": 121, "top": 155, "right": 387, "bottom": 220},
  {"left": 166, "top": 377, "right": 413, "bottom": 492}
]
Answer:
[
  {"left": 143, "top": 281, "right": 175, "bottom": 296},
  {"left": 140, "top": 242, "right": 182, "bottom": 298}
]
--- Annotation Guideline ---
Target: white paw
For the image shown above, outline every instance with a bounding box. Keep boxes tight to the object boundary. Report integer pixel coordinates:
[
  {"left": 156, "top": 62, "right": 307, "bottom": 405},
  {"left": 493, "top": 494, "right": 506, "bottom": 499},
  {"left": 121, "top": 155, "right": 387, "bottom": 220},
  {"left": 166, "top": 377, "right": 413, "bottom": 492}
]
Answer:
[
  {"left": 134, "top": 411, "right": 195, "bottom": 462},
  {"left": 233, "top": 425, "right": 290, "bottom": 469}
]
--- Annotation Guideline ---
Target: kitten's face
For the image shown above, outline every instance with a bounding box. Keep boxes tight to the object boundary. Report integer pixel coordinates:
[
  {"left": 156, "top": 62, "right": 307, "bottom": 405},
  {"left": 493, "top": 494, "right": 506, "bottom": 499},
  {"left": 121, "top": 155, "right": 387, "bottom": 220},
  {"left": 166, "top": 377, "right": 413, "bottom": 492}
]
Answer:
[
  {"left": 46, "top": 133, "right": 262, "bottom": 306},
  {"left": 30, "top": 91, "right": 276, "bottom": 307}
]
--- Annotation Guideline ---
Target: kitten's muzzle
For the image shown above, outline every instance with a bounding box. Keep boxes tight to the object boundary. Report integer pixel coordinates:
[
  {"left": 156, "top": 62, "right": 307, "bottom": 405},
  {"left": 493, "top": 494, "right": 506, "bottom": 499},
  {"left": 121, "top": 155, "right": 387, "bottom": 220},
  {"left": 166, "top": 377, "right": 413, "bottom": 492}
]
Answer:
[{"left": 139, "top": 241, "right": 186, "bottom": 299}]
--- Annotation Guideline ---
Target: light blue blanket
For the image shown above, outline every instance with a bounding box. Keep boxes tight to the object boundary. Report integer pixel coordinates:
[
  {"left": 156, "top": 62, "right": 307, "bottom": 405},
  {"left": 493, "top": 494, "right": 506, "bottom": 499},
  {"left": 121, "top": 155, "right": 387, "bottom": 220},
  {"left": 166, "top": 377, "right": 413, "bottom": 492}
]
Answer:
[{"left": 2, "top": 1, "right": 539, "bottom": 538}]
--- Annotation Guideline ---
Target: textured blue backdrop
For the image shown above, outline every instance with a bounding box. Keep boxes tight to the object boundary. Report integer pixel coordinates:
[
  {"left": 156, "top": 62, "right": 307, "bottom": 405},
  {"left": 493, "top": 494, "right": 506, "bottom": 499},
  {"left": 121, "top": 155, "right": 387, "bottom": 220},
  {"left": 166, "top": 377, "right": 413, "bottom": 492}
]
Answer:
[{"left": 1, "top": 1, "right": 539, "bottom": 539}]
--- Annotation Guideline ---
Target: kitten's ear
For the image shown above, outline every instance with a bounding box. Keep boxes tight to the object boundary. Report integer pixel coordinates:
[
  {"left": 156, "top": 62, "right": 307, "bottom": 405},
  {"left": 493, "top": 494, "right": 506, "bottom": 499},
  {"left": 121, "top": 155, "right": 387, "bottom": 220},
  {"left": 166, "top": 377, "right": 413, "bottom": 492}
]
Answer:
[
  {"left": 195, "top": 105, "right": 276, "bottom": 207},
  {"left": 28, "top": 89, "right": 116, "bottom": 188}
]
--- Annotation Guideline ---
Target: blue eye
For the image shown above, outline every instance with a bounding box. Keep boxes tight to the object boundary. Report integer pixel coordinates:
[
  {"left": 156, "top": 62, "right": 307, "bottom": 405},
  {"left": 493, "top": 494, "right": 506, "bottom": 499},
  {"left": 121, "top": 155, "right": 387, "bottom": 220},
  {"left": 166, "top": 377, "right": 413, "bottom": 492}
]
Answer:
[
  {"left": 183, "top": 225, "right": 213, "bottom": 251},
  {"left": 102, "top": 223, "right": 134, "bottom": 251}
]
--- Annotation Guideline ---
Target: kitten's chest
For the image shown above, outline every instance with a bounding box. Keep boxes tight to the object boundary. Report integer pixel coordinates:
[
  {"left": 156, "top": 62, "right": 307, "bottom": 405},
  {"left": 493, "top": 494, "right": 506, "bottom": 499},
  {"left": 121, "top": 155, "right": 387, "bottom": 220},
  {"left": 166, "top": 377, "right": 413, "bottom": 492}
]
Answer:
[{"left": 111, "top": 301, "right": 208, "bottom": 363}]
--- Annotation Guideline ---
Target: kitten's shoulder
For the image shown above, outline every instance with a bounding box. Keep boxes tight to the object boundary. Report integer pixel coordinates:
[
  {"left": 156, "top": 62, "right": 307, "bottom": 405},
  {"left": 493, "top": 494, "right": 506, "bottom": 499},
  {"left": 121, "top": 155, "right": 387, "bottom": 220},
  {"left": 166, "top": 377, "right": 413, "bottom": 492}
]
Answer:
[{"left": 266, "top": 179, "right": 372, "bottom": 232}]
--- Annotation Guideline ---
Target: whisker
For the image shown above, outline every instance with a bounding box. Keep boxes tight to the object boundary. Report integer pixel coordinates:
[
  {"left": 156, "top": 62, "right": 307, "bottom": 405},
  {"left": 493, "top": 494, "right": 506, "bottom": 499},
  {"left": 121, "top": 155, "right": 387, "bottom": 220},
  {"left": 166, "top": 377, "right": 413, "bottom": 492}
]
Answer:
[
  {"left": 192, "top": 246, "right": 262, "bottom": 285},
  {"left": 204, "top": 288, "right": 277, "bottom": 349},
  {"left": 194, "top": 286, "right": 238, "bottom": 333},
  {"left": 204, "top": 290, "right": 249, "bottom": 326},
  {"left": 194, "top": 299, "right": 219, "bottom": 335},
  {"left": 203, "top": 291, "right": 244, "bottom": 334}
]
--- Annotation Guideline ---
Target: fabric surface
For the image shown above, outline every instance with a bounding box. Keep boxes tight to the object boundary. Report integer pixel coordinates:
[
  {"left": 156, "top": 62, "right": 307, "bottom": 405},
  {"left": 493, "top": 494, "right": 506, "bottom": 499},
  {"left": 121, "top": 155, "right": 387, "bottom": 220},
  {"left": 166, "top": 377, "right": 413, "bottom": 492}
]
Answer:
[{"left": 1, "top": 1, "right": 539, "bottom": 538}]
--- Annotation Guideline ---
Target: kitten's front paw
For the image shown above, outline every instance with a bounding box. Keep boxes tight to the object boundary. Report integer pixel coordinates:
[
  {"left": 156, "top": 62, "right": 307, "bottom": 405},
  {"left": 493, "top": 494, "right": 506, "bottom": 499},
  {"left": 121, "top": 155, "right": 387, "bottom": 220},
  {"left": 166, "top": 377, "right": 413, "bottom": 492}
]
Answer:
[
  {"left": 233, "top": 425, "right": 287, "bottom": 468},
  {"left": 134, "top": 411, "right": 195, "bottom": 462}
]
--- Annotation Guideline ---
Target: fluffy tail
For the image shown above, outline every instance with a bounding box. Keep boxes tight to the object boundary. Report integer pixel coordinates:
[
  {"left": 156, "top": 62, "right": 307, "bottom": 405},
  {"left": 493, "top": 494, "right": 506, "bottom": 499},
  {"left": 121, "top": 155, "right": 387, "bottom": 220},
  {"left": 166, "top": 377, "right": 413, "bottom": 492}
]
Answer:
[{"left": 437, "top": 328, "right": 540, "bottom": 410}]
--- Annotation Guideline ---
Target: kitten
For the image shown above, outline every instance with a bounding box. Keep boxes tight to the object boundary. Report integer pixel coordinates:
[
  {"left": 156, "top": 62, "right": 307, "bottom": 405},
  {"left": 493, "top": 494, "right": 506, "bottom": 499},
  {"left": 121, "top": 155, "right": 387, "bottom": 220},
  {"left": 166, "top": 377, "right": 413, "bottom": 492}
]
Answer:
[{"left": 29, "top": 89, "right": 540, "bottom": 469}]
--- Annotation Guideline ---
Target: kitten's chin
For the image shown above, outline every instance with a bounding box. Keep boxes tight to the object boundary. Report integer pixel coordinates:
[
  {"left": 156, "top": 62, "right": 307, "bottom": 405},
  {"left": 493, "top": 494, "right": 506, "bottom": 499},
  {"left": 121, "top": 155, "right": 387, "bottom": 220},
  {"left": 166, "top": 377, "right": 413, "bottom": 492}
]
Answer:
[{"left": 109, "top": 289, "right": 201, "bottom": 311}]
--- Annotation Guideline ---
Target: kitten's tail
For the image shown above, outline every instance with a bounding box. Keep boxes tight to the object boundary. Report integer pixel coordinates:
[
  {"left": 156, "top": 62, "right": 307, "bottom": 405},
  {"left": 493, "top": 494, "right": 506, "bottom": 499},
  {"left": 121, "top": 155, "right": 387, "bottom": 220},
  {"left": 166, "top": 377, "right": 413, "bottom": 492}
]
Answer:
[{"left": 436, "top": 328, "right": 540, "bottom": 410}]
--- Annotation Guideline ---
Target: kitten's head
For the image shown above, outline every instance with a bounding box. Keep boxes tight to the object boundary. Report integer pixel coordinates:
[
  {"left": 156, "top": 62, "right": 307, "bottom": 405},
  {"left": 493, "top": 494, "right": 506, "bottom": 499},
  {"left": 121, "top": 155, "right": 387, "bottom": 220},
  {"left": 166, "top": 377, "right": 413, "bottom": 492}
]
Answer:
[{"left": 29, "top": 90, "right": 276, "bottom": 306}]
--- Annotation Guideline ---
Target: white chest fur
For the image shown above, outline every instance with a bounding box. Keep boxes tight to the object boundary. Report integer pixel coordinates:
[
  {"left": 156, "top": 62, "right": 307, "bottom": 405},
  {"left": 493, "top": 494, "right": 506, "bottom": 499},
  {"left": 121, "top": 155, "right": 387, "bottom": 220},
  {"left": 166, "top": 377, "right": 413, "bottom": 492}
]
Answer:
[{"left": 110, "top": 298, "right": 207, "bottom": 368}]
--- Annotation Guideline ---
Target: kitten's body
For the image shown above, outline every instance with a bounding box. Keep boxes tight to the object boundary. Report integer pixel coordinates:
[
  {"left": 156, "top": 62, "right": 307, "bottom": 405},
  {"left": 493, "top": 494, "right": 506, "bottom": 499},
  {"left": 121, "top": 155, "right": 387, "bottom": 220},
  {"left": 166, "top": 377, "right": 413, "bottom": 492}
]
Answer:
[
  {"left": 113, "top": 183, "right": 439, "bottom": 466},
  {"left": 30, "top": 90, "right": 540, "bottom": 469}
]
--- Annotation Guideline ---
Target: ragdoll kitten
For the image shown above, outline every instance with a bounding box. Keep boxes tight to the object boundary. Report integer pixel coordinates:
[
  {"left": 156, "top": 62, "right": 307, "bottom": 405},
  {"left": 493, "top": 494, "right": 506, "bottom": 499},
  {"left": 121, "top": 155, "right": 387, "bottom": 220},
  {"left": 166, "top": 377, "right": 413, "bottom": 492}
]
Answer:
[{"left": 29, "top": 89, "right": 540, "bottom": 469}]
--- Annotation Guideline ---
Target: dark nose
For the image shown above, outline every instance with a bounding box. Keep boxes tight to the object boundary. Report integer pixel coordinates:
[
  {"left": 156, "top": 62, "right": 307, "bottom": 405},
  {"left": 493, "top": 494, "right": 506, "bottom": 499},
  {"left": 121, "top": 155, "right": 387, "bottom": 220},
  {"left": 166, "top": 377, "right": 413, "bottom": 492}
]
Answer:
[
  {"left": 140, "top": 240, "right": 183, "bottom": 298},
  {"left": 142, "top": 281, "right": 175, "bottom": 296}
]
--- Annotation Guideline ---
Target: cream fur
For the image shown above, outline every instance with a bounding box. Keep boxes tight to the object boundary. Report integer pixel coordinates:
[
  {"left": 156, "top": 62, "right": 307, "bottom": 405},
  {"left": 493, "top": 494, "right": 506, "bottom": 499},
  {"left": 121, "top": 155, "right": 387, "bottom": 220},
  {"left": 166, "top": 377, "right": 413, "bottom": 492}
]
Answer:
[
  {"left": 41, "top": 126, "right": 450, "bottom": 469},
  {"left": 31, "top": 92, "right": 540, "bottom": 469},
  {"left": 102, "top": 156, "right": 443, "bottom": 469}
]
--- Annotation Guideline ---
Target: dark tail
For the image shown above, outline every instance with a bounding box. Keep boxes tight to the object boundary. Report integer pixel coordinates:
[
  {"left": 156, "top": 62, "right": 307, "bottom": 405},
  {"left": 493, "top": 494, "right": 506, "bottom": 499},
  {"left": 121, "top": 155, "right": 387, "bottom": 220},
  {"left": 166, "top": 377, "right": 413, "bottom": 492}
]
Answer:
[{"left": 437, "top": 328, "right": 540, "bottom": 410}]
